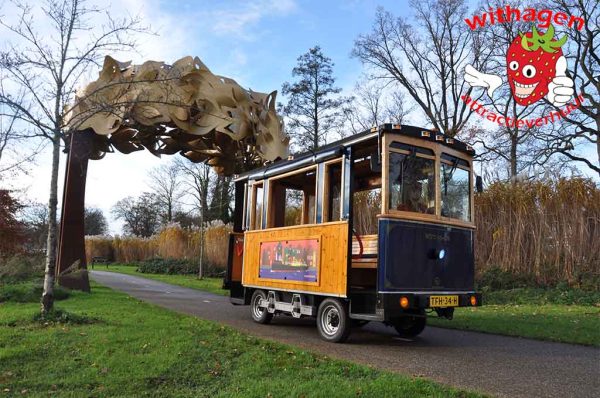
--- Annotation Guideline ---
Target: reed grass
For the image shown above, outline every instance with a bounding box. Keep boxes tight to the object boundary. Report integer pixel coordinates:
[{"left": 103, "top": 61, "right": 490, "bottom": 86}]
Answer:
[
  {"left": 475, "top": 178, "right": 599, "bottom": 286},
  {"left": 85, "top": 222, "right": 232, "bottom": 270}
]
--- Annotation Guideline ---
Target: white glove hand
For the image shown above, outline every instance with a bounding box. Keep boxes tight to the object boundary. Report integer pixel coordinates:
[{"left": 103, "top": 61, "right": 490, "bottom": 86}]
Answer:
[
  {"left": 547, "top": 56, "right": 574, "bottom": 107},
  {"left": 464, "top": 64, "right": 503, "bottom": 98}
]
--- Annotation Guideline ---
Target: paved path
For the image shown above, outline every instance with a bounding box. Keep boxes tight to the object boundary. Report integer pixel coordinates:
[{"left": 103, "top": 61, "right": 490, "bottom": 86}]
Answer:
[{"left": 91, "top": 271, "right": 600, "bottom": 398}]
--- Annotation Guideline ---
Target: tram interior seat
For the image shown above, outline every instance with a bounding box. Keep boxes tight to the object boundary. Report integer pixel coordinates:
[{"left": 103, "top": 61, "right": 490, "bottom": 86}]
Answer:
[{"left": 350, "top": 234, "right": 378, "bottom": 290}]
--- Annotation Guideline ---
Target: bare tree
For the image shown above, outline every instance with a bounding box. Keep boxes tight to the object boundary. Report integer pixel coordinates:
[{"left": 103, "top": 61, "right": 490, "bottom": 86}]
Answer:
[
  {"left": 174, "top": 158, "right": 214, "bottom": 280},
  {"left": 209, "top": 174, "right": 233, "bottom": 223},
  {"left": 536, "top": 0, "right": 599, "bottom": 175},
  {"left": 343, "top": 77, "right": 413, "bottom": 135},
  {"left": 148, "top": 162, "right": 183, "bottom": 224},
  {"left": 174, "top": 157, "right": 212, "bottom": 218},
  {"left": 353, "top": 1, "right": 486, "bottom": 137},
  {"left": 112, "top": 193, "right": 161, "bottom": 238},
  {"left": 84, "top": 207, "right": 108, "bottom": 236},
  {"left": 0, "top": 0, "right": 146, "bottom": 314},
  {"left": 0, "top": 88, "right": 46, "bottom": 176}
]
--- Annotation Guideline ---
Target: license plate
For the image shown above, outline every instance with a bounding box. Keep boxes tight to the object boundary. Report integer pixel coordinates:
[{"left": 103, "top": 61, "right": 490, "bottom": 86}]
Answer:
[{"left": 429, "top": 295, "right": 459, "bottom": 307}]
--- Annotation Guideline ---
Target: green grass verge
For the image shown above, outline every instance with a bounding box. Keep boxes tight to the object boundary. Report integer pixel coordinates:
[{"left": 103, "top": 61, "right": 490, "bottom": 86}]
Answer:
[
  {"left": 0, "top": 284, "right": 484, "bottom": 397},
  {"left": 0, "top": 280, "right": 70, "bottom": 303},
  {"left": 99, "top": 264, "right": 600, "bottom": 347},
  {"left": 428, "top": 304, "right": 600, "bottom": 346},
  {"left": 428, "top": 287, "right": 600, "bottom": 346},
  {"left": 98, "top": 264, "right": 226, "bottom": 296},
  {"left": 481, "top": 287, "right": 600, "bottom": 306}
]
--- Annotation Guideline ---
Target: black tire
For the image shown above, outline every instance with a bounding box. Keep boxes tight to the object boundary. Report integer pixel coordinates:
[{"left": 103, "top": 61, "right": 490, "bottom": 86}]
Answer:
[
  {"left": 250, "top": 290, "right": 273, "bottom": 324},
  {"left": 392, "top": 314, "right": 427, "bottom": 338},
  {"left": 316, "top": 298, "right": 351, "bottom": 343}
]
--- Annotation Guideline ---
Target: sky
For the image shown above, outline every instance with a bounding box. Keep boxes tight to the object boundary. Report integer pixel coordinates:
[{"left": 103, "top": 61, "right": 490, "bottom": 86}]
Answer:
[
  {"left": 3, "top": 0, "right": 416, "bottom": 234},
  {"left": 1, "top": 0, "right": 597, "bottom": 234}
]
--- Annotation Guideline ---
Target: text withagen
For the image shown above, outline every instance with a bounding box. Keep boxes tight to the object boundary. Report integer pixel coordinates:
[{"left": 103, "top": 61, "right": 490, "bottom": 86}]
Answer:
[{"left": 465, "top": 6, "right": 584, "bottom": 31}]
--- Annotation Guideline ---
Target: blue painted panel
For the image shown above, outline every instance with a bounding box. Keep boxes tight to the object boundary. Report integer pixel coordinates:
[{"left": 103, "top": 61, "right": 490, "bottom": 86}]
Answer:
[{"left": 378, "top": 218, "right": 474, "bottom": 291}]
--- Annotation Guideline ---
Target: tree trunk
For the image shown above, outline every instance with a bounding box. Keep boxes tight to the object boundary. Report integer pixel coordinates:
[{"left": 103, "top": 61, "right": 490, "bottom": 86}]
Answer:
[
  {"left": 510, "top": 134, "right": 518, "bottom": 180},
  {"left": 596, "top": 117, "right": 600, "bottom": 172},
  {"left": 41, "top": 133, "right": 61, "bottom": 315}
]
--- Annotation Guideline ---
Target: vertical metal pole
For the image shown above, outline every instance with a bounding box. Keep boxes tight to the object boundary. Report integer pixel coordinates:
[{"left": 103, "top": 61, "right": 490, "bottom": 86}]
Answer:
[
  {"left": 56, "top": 130, "right": 94, "bottom": 292},
  {"left": 198, "top": 207, "right": 204, "bottom": 280}
]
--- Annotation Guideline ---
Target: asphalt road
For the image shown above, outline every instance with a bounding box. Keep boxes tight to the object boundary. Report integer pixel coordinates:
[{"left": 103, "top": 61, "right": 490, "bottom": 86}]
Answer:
[{"left": 90, "top": 271, "right": 600, "bottom": 398}]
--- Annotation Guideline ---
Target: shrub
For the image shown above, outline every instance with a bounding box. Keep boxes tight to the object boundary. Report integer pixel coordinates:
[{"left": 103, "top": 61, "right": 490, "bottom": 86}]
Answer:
[
  {"left": 476, "top": 267, "right": 538, "bottom": 290},
  {"left": 136, "top": 257, "right": 224, "bottom": 277},
  {"left": 482, "top": 287, "right": 600, "bottom": 306},
  {"left": 33, "top": 308, "right": 98, "bottom": 325},
  {"left": 0, "top": 281, "right": 70, "bottom": 303},
  {"left": 0, "top": 254, "right": 45, "bottom": 283},
  {"left": 137, "top": 258, "right": 197, "bottom": 275},
  {"left": 0, "top": 190, "right": 26, "bottom": 256}
]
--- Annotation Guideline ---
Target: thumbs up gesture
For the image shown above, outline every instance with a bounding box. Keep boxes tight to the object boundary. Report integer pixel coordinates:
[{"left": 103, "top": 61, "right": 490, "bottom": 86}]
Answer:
[{"left": 547, "top": 56, "right": 574, "bottom": 107}]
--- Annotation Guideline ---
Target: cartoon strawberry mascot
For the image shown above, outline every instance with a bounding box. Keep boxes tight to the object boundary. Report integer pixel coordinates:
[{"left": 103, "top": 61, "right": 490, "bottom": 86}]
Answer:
[
  {"left": 506, "top": 25, "right": 567, "bottom": 105},
  {"left": 464, "top": 23, "right": 574, "bottom": 107}
]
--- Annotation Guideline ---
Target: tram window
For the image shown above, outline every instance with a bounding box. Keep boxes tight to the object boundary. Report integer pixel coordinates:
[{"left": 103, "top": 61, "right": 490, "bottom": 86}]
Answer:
[
  {"left": 325, "top": 162, "right": 342, "bottom": 222},
  {"left": 250, "top": 183, "right": 264, "bottom": 230},
  {"left": 388, "top": 148, "right": 435, "bottom": 214},
  {"left": 440, "top": 154, "right": 470, "bottom": 221},
  {"left": 353, "top": 188, "right": 381, "bottom": 235},
  {"left": 269, "top": 168, "right": 317, "bottom": 228},
  {"left": 353, "top": 156, "right": 381, "bottom": 235}
]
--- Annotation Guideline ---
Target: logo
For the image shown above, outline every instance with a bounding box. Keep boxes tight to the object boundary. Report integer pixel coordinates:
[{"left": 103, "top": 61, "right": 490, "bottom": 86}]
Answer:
[
  {"left": 461, "top": 6, "right": 585, "bottom": 128},
  {"left": 424, "top": 233, "right": 450, "bottom": 242}
]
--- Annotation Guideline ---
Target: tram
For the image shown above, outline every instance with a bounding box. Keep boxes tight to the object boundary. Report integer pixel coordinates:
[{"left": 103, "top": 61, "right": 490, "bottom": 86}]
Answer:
[{"left": 224, "top": 124, "right": 481, "bottom": 343}]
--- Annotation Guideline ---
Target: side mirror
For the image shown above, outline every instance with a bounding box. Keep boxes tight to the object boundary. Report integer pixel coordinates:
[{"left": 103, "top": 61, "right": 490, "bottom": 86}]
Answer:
[{"left": 475, "top": 175, "right": 483, "bottom": 193}]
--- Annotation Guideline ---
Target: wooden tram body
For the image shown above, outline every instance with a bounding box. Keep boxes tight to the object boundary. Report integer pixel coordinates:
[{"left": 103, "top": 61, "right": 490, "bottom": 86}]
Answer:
[{"left": 224, "top": 124, "right": 481, "bottom": 342}]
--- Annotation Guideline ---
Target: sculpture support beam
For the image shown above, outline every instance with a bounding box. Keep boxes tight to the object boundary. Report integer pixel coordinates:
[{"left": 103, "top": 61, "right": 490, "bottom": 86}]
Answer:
[{"left": 56, "top": 130, "right": 94, "bottom": 292}]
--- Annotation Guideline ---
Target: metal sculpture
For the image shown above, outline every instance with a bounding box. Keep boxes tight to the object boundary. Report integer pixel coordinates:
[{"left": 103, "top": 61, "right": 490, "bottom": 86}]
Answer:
[
  {"left": 65, "top": 55, "right": 289, "bottom": 174},
  {"left": 57, "top": 56, "right": 289, "bottom": 290}
]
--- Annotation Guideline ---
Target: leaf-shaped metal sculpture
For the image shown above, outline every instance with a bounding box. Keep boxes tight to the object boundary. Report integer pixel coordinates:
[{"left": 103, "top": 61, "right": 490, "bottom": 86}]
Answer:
[{"left": 64, "top": 56, "right": 289, "bottom": 174}]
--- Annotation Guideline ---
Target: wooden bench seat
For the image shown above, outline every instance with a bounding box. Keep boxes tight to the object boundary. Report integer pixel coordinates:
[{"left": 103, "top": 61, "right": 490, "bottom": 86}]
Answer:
[{"left": 351, "top": 234, "right": 378, "bottom": 269}]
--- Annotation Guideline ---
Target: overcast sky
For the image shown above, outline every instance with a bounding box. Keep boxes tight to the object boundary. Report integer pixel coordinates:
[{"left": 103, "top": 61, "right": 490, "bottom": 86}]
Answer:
[{"left": 1, "top": 0, "right": 597, "bottom": 234}]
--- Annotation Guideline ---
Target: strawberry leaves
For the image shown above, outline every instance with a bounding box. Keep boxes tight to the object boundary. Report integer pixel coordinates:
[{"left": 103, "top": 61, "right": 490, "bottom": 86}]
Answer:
[{"left": 519, "top": 24, "right": 567, "bottom": 54}]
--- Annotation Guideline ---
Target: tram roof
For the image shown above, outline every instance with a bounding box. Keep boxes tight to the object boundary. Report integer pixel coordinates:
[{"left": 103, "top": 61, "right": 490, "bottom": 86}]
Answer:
[{"left": 235, "top": 124, "right": 475, "bottom": 182}]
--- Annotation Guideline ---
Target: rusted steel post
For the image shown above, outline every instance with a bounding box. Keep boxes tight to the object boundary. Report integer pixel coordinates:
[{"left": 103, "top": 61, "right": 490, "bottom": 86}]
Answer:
[{"left": 56, "top": 129, "right": 94, "bottom": 292}]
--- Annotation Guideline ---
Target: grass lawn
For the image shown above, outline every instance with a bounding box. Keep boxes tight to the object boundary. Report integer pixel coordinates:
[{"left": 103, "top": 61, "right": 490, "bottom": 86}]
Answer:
[
  {"left": 99, "top": 264, "right": 226, "bottom": 296},
  {"left": 428, "top": 304, "right": 600, "bottom": 346},
  {"left": 100, "top": 264, "right": 600, "bottom": 347},
  {"left": 0, "top": 284, "right": 484, "bottom": 397}
]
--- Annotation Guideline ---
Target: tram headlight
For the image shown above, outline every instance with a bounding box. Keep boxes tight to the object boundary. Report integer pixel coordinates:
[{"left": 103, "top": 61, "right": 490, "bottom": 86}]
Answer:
[{"left": 438, "top": 249, "right": 446, "bottom": 260}]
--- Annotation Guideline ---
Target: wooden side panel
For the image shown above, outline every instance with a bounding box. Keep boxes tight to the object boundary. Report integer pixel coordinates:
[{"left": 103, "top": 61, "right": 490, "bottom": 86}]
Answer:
[{"left": 242, "top": 221, "right": 349, "bottom": 296}]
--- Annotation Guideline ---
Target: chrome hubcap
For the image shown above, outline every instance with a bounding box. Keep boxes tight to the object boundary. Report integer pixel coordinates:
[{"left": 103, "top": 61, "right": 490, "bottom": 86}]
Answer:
[
  {"left": 252, "top": 294, "right": 265, "bottom": 319},
  {"left": 321, "top": 305, "right": 340, "bottom": 336}
]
